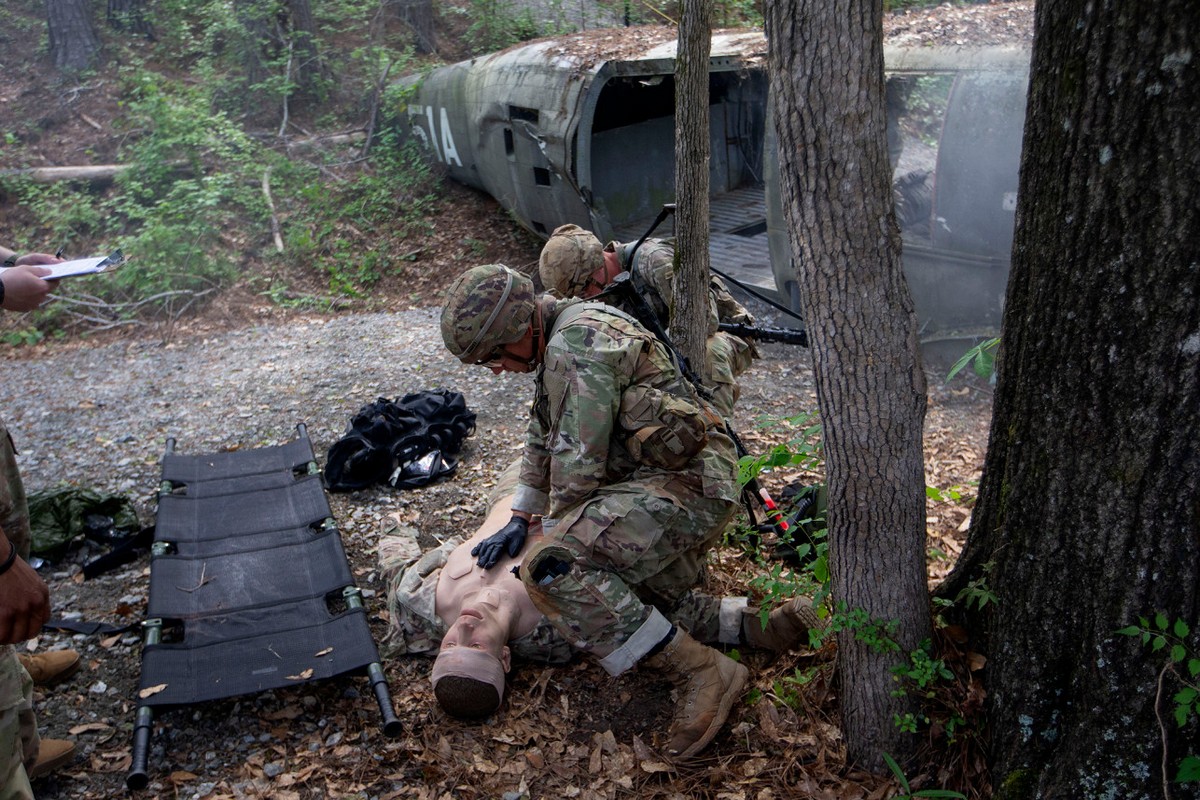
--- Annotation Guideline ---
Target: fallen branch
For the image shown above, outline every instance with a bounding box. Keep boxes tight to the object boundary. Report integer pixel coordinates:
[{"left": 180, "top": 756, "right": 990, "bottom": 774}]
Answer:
[
  {"left": 278, "top": 38, "right": 294, "bottom": 139},
  {"left": 47, "top": 287, "right": 218, "bottom": 331},
  {"left": 284, "top": 130, "right": 367, "bottom": 153},
  {"left": 1, "top": 161, "right": 192, "bottom": 184},
  {"left": 361, "top": 58, "right": 395, "bottom": 159},
  {"left": 0, "top": 165, "right": 130, "bottom": 184}
]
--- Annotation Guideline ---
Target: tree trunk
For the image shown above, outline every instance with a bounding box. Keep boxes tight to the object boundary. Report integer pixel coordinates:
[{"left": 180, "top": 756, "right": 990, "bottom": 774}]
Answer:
[
  {"left": 46, "top": 0, "right": 101, "bottom": 72},
  {"left": 670, "top": 0, "right": 712, "bottom": 377},
  {"left": 234, "top": 0, "right": 274, "bottom": 110},
  {"left": 765, "top": 0, "right": 931, "bottom": 772},
  {"left": 106, "top": 0, "right": 155, "bottom": 40},
  {"left": 388, "top": 0, "right": 436, "bottom": 54},
  {"left": 285, "top": 0, "right": 329, "bottom": 102},
  {"left": 938, "top": 1, "right": 1200, "bottom": 797}
]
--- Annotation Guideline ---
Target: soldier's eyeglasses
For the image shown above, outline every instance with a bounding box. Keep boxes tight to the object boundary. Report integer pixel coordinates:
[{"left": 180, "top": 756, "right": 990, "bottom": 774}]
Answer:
[{"left": 476, "top": 346, "right": 506, "bottom": 368}]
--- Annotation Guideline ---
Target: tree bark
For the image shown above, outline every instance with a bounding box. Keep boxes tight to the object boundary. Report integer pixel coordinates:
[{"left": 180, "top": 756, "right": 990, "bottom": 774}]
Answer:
[
  {"left": 106, "top": 0, "right": 155, "bottom": 40},
  {"left": 285, "top": 0, "right": 329, "bottom": 102},
  {"left": 670, "top": 0, "right": 712, "bottom": 377},
  {"left": 388, "top": 0, "right": 436, "bottom": 54},
  {"left": 938, "top": 1, "right": 1200, "bottom": 797},
  {"left": 766, "top": 0, "right": 931, "bottom": 772},
  {"left": 46, "top": 0, "right": 101, "bottom": 72},
  {"left": 234, "top": 0, "right": 274, "bottom": 109}
]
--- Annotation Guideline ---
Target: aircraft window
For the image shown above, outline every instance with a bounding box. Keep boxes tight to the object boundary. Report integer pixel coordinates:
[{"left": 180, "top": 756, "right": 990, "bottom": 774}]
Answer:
[
  {"left": 533, "top": 167, "right": 552, "bottom": 187},
  {"left": 888, "top": 74, "right": 952, "bottom": 242},
  {"left": 509, "top": 105, "right": 539, "bottom": 124},
  {"left": 504, "top": 128, "right": 514, "bottom": 157}
]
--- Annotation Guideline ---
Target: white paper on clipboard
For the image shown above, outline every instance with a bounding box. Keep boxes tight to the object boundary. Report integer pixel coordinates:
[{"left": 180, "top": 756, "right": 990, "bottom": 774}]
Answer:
[{"left": 0, "top": 250, "right": 126, "bottom": 280}]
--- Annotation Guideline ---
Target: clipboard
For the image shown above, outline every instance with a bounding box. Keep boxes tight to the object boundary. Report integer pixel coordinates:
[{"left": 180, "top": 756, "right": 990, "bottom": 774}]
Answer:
[{"left": 0, "top": 249, "right": 126, "bottom": 280}]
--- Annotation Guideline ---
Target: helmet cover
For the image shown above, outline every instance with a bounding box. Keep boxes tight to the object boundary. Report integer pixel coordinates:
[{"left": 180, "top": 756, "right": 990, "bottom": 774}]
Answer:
[
  {"left": 538, "top": 224, "right": 605, "bottom": 297},
  {"left": 440, "top": 264, "right": 535, "bottom": 363}
]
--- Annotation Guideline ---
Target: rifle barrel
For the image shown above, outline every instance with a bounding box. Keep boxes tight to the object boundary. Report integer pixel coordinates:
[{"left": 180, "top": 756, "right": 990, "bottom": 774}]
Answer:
[{"left": 718, "top": 322, "right": 809, "bottom": 347}]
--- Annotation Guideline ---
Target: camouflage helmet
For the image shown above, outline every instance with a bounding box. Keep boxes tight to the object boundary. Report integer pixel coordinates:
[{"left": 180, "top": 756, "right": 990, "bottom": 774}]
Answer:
[
  {"left": 538, "top": 224, "right": 605, "bottom": 297},
  {"left": 440, "top": 264, "right": 535, "bottom": 364}
]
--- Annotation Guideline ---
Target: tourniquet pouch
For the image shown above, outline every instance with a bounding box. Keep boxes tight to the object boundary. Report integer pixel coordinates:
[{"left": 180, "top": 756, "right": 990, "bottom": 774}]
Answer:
[{"left": 618, "top": 384, "right": 708, "bottom": 470}]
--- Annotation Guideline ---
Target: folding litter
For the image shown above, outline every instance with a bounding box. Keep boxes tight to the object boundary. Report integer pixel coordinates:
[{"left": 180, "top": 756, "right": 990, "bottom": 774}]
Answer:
[{"left": 127, "top": 425, "right": 400, "bottom": 789}]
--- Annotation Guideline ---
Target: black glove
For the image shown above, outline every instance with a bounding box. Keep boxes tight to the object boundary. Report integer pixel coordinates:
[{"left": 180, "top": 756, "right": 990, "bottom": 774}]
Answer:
[{"left": 471, "top": 515, "right": 529, "bottom": 569}]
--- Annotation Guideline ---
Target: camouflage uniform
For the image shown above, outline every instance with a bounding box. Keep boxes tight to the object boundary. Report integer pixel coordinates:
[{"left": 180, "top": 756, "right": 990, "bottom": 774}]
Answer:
[
  {"left": 513, "top": 299, "right": 741, "bottom": 676},
  {"left": 0, "top": 417, "right": 38, "bottom": 800},
  {"left": 607, "top": 238, "right": 756, "bottom": 417},
  {"left": 379, "top": 460, "right": 747, "bottom": 663}
]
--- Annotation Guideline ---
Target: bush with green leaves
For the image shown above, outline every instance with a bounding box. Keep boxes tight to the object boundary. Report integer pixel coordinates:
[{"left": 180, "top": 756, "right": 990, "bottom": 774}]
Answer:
[{"left": 1117, "top": 613, "right": 1200, "bottom": 785}]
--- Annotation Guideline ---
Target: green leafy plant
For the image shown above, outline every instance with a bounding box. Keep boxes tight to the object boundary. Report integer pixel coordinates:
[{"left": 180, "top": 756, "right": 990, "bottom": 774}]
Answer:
[
  {"left": 882, "top": 751, "right": 967, "bottom": 799},
  {"left": 812, "top": 603, "right": 902, "bottom": 655},
  {"left": 1116, "top": 613, "right": 1200, "bottom": 784},
  {"left": 767, "top": 665, "right": 824, "bottom": 710},
  {"left": 890, "top": 638, "right": 967, "bottom": 740},
  {"left": 0, "top": 327, "right": 44, "bottom": 347},
  {"left": 736, "top": 411, "right": 823, "bottom": 486},
  {"left": 932, "top": 561, "right": 997, "bottom": 614},
  {"left": 947, "top": 337, "right": 999, "bottom": 382},
  {"left": 463, "top": 0, "right": 544, "bottom": 54}
]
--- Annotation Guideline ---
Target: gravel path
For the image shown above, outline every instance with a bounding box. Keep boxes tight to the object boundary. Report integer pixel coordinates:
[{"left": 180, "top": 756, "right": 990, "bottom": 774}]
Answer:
[{"left": 0, "top": 305, "right": 991, "bottom": 799}]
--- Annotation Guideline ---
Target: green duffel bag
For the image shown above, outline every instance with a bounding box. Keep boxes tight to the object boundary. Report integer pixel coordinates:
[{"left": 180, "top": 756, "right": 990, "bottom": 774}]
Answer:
[{"left": 27, "top": 483, "right": 140, "bottom": 561}]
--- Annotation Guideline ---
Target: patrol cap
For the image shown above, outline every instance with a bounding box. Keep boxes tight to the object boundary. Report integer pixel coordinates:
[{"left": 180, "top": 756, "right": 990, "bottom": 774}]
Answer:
[
  {"left": 538, "top": 224, "right": 604, "bottom": 297},
  {"left": 440, "top": 264, "right": 536, "bottom": 364}
]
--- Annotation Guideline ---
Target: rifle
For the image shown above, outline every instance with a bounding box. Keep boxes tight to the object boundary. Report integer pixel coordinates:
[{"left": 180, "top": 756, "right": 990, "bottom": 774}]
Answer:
[
  {"left": 718, "top": 321, "right": 809, "bottom": 347},
  {"left": 625, "top": 202, "right": 676, "bottom": 267}
]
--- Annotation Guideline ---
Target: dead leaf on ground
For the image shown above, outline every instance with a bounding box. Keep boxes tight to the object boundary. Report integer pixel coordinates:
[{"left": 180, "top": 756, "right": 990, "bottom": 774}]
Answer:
[
  {"left": 264, "top": 705, "right": 304, "bottom": 720},
  {"left": 285, "top": 668, "right": 314, "bottom": 680},
  {"left": 138, "top": 683, "right": 167, "bottom": 698}
]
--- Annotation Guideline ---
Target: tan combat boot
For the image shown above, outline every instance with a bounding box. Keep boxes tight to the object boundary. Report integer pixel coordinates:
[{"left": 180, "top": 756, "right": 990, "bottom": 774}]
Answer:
[
  {"left": 644, "top": 629, "right": 749, "bottom": 760},
  {"left": 18, "top": 650, "right": 81, "bottom": 687},
  {"left": 28, "top": 738, "right": 76, "bottom": 779},
  {"left": 741, "top": 597, "right": 822, "bottom": 653}
]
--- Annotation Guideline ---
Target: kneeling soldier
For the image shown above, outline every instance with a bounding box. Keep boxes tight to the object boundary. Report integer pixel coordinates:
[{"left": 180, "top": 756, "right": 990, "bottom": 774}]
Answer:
[{"left": 441, "top": 264, "right": 750, "bottom": 760}]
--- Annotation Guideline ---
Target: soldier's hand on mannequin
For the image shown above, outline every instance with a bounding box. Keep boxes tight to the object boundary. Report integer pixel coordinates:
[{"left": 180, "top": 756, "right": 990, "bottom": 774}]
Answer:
[
  {"left": 471, "top": 515, "right": 530, "bottom": 569},
  {"left": 0, "top": 533, "right": 51, "bottom": 645}
]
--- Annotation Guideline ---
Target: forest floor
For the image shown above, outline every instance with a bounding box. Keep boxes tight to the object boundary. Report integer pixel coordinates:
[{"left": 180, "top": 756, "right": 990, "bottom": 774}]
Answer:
[{"left": 0, "top": 3, "right": 1030, "bottom": 798}]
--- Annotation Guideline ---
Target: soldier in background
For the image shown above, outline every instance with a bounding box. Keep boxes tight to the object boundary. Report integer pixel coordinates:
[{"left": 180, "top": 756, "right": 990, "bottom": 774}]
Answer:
[
  {"left": 0, "top": 248, "right": 82, "bottom": 791},
  {"left": 379, "top": 461, "right": 821, "bottom": 720},
  {"left": 439, "top": 263, "right": 749, "bottom": 760},
  {"left": 537, "top": 224, "right": 756, "bottom": 417}
]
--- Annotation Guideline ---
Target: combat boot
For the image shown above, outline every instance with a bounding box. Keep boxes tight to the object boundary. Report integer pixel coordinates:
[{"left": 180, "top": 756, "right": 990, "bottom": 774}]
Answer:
[
  {"left": 741, "top": 597, "right": 822, "bottom": 653},
  {"left": 28, "top": 738, "right": 76, "bottom": 779},
  {"left": 643, "top": 628, "right": 749, "bottom": 760},
  {"left": 18, "top": 650, "right": 81, "bottom": 687}
]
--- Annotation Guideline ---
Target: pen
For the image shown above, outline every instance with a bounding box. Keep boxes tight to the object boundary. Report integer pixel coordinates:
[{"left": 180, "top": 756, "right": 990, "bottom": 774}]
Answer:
[{"left": 55, "top": 247, "right": 66, "bottom": 259}]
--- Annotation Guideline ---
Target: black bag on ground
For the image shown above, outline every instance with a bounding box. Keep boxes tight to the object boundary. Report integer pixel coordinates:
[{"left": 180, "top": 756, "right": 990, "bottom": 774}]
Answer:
[{"left": 324, "top": 390, "right": 476, "bottom": 492}]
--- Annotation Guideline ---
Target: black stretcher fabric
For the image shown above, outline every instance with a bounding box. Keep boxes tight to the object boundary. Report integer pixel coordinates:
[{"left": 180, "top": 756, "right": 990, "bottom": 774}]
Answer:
[{"left": 137, "top": 437, "right": 381, "bottom": 708}]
